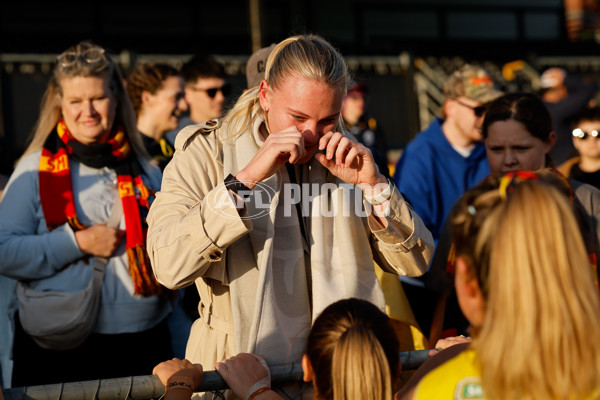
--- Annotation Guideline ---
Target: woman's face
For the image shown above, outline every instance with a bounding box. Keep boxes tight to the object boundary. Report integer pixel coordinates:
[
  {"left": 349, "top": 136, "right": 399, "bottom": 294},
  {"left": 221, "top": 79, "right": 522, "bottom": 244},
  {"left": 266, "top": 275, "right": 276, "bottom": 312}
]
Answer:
[
  {"left": 259, "top": 75, "right": 344, "bottom": 164},
  {"left": 485, "top": 119, "right": 555, "bottom": 178},
  {"left": 141, "top": 76, "right": 187, "bottom": 133},
  {"left": 60, "top": 75, "right": 117, "bottom": 145}
]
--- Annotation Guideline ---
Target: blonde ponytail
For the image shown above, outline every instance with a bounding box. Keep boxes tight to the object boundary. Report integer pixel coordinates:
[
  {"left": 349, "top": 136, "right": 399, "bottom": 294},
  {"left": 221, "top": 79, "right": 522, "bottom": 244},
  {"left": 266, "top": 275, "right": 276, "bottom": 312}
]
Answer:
[
  {"left": 306, "top": 298, "right": 398, "bottom": 400},
  {"left": 331, "top": 325, "right": 393, "bottom": 400},
  {"left": 450, "top": 172, "right": 600, "bottom": 400}
]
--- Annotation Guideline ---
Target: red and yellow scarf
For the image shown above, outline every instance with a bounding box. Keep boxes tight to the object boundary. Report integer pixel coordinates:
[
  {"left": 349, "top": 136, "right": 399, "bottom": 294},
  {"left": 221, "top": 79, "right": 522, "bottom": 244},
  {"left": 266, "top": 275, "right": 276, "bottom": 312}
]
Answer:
[{"left": 39, "top": 120, "right": 166, "bottom": 297}]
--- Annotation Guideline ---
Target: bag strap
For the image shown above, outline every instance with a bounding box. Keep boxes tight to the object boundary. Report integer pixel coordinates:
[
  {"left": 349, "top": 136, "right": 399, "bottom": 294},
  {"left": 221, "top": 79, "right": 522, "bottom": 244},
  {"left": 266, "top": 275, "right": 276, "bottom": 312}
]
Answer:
[
  {"left": 106, "top": 196, "right": 123, "bottom": 229},
  {"left": 93, "top": 195, "right": 123, "bottom": 274}
]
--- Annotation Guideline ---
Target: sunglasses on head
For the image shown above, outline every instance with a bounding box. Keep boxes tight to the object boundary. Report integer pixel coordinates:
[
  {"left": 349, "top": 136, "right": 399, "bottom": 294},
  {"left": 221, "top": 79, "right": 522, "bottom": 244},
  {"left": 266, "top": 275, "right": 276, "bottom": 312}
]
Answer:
[
  {"left": 454, "top": 99, "right": 487, "bottom": 117},
  {"left": 188, "top": 83, "right": 232, "bottom": 98},
  {"left": 57, "top": 47, "right": 107, "bottom": 68},
  {"left": 572, "top": 128, "right": 600, "bottom": 140}
]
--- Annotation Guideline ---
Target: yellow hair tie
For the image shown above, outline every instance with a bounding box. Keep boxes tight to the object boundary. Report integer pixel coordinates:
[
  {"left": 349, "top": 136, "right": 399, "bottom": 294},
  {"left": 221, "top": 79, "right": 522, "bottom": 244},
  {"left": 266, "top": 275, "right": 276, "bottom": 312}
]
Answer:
[{"left": 498, "top": 171, "right": 539, "bottom": 200}]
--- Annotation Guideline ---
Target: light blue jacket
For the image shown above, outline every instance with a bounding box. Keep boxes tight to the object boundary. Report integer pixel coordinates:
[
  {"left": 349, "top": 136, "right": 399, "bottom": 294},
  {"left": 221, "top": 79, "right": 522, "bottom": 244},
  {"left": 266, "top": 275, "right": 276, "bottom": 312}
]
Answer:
[{"left": 0, "top": 151, "right": 171, "bottom": 336}]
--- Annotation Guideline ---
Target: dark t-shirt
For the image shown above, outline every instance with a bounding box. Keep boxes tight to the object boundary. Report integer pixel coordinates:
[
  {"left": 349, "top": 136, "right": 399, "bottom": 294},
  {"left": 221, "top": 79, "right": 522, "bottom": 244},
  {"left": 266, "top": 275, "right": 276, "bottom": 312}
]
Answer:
[{"left": 570, "top": 164, "right": 600, "bottom": 190}]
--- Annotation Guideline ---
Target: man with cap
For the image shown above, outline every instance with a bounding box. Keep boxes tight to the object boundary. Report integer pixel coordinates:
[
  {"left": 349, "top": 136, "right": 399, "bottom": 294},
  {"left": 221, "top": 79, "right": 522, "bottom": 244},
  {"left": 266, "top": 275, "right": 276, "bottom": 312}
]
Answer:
[
  {"left": 392, "top": 64, "right": 502, "bottom": 338},
  {"left": 394, "top": 64, "right": 502, "bottom": 244}
]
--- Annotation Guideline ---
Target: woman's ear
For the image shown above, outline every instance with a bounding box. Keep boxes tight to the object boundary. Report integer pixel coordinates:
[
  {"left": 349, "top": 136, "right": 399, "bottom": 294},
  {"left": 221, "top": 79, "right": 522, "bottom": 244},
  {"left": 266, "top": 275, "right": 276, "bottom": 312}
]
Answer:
[
  {"left": 258, "top": 80, "right": 270, "bottom": 113},
  {"left": 455, "top": 256, "right": 486, "bottom": 328},
  {"left": 301, "top": 354, "right": 313, "bottom": 382},
  {"left": 141, "top": 90, "right": 153, "bottom": 106}
]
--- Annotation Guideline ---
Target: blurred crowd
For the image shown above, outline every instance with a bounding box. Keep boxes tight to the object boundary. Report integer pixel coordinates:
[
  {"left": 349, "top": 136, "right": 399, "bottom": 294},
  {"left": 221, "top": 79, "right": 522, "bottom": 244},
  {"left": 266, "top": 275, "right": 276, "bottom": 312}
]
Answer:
[{"left": 2, "top": 33, "right": 600, "bottom": 400}]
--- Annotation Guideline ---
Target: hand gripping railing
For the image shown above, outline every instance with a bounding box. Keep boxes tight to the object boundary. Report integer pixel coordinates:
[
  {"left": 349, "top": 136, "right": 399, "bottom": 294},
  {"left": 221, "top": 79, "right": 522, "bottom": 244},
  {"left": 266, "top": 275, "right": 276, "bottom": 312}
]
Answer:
[{"left": 2, "top": 350, "right": 430, "bottom": 400}]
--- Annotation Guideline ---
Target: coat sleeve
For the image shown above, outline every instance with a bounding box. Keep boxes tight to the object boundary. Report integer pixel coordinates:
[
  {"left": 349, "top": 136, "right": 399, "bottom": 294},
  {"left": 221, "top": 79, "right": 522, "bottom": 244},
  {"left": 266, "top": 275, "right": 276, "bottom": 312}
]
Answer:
[
  {"left": 367, "top": 185, "right": 434, "bottom": 277},
  {"left": 146, "top": 125, "right": 251, "bottom": 289},
  {"left": 0, "top": 153, "right": 84, "bottom": 280}
]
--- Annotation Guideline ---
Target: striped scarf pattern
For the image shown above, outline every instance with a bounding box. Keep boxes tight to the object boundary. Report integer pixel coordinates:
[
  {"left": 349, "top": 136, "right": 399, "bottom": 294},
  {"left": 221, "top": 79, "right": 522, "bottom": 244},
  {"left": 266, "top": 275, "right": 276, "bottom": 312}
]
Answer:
[{"left": 39, "top": 120, "right": 166, "bottom": 297}]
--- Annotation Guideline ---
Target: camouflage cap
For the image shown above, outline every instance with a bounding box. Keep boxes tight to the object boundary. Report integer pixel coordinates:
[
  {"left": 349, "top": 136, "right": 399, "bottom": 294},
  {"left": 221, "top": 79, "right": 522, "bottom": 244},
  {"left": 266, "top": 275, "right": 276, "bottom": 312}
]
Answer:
[
  {"left": 246, "top": 44, "right": 277, "bottom": 89},
  {"left": 443, "top": 64, "right": 503, "bottom": 104}
]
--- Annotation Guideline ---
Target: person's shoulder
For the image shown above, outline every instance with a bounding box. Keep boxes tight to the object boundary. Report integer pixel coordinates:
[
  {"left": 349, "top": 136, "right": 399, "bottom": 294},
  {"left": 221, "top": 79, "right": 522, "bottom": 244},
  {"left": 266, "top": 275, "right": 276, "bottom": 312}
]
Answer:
[
  {"left": 13, "top": 151, "right": 42, "bottom": 174},
  {"left": 557, "top": 156, "right": 581, "bottom": 177},
  {"left": 401, "top": 134, "right": 437, "bottom": 159},
  {"left": 137, "top": 157, "right": 162, "bottom": 189},
  {"left": 397, "top": 124, "right": 447, "bottom": 171},
  {"left": 412, "top": 347, "right": 480, "bottom": 399},
  {"left": 394, "top": 135, "right": 438, "bottom": 182},
  {"left": 1, "top": 151, "right": 43, "bottom": 199},
  {"left": 571, "top": 178, "right": 600, "bottom": 195},
  {"left": 173, "top": 119, "right": 223, "bottom": 152},
  {"left": 404, "top": 120, "right": 445, "bottom": 150},
  {"left": 570, "top": 179, "right": 600, "bottom": 219}
]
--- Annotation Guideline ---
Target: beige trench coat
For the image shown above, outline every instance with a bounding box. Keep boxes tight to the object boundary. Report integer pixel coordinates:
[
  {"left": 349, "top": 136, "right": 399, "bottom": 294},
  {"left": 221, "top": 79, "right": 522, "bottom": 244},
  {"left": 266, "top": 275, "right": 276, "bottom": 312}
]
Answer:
[{"left": 147, "top": 118, "right": 434, "bottom": 375}]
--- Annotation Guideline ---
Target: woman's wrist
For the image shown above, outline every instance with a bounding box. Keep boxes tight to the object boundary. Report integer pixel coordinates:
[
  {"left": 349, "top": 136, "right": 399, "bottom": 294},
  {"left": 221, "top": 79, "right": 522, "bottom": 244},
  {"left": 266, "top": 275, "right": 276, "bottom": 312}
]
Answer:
[
  {"left": 166, "top": 382, "right": 193, "bottom": 393},
  {"left": 360, "top": 177, "right": 393, "bottom": 204},
  {"left": 247, "top": 386, "right": 272, "bottom": 400},
  {"left": 234, "top": 170, "right": 258, "bottom": 190},
  {"left": 166, "top": 373, "right": 198, "bottom": 392},
  {"left": 358, "top": 173, "right": 388, "bottom": 194},
  {"left": 244, "top": 378, "right": 271, "bottom": 400}
]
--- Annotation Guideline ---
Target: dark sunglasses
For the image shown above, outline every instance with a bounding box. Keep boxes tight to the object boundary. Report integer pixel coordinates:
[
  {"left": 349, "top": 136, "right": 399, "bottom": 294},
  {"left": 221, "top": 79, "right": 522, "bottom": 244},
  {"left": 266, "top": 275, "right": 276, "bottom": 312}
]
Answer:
[
  {"left": 188, "top": 83, "right": 232, "bottom": 98},
  {"left": 454, "top": 99, "right": 487, "bottom": 117},
  {"left": 573, "top": 128, "right": 600, "bottom": 139}
]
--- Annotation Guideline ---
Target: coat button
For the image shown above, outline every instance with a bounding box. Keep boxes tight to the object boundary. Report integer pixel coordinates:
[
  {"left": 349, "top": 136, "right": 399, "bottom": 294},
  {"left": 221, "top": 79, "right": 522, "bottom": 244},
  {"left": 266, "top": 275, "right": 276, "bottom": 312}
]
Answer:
[{"left": 209, "top": 250, "right": 222, "bottom": 260}]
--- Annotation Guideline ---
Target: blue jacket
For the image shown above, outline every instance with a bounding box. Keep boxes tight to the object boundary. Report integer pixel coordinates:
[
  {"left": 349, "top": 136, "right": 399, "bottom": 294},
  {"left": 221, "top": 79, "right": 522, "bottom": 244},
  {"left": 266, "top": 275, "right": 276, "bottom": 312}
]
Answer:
[{"left": 393, "top": 117, "right": 490, "bottom": 242}]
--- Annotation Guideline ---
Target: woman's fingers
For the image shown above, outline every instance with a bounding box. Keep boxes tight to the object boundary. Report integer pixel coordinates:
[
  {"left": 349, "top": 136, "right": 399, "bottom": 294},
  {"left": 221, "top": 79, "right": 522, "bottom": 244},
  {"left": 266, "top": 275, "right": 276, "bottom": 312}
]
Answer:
[
  {"left": 344, "top": 146, "right": 361, "bottom": 167},
  {"left": 323, "top": 132, "right": 345, "bottom": 162},
  {"left": 238, "top": 127, "right": 308, "bottom": 184}
]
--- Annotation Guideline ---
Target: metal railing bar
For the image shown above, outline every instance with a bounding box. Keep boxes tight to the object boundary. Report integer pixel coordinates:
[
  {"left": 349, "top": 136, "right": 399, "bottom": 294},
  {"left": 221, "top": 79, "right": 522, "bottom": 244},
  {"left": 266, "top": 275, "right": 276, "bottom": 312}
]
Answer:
[{"left": 2, "top": 350, "right": 430, "bottom": 400}]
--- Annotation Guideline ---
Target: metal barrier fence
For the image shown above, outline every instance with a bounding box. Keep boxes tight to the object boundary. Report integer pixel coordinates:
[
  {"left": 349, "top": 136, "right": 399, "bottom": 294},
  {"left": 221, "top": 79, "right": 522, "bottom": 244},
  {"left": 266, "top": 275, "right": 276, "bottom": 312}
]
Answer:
[{"left": 2, "top": 350, "right": 430, "bottom": 400}]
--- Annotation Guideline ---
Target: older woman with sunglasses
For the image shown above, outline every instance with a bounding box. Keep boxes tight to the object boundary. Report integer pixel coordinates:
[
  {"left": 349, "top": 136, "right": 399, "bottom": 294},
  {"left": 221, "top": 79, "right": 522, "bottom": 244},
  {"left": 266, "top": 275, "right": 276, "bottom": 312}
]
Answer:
[{"left": 0, "top": 41, "right": 173, "bottom": 386}]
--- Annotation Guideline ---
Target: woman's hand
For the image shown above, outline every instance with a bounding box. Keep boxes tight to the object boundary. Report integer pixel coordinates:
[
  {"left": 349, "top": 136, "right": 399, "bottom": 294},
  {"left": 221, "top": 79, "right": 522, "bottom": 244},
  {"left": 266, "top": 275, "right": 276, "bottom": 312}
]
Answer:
[
  {"left": 315, "top": 131, "right": 387, "bottom": 187},
  {"left": 215, "top": 353, "right": 271, "bottom": 399},
  {"left": 428, "top": 335, "right": 472, "bottom": 357},
  {"left": 153, "top": 358, "right": 203, "bottom": 390},
  {"left": 236, "top": 126, "right": 307, "bottom": 189},
  {"left": 74, "top": 224, "right": 125, "bottom": 258}
]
